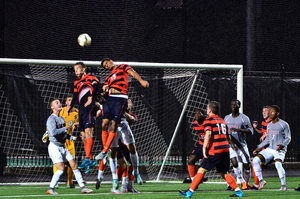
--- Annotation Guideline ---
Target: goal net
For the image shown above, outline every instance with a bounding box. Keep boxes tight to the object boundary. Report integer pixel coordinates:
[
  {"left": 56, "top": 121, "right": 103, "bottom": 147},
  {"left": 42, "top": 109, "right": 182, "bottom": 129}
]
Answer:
[{"left": 0, "top": 59, "right": 242, "bottom": 184}]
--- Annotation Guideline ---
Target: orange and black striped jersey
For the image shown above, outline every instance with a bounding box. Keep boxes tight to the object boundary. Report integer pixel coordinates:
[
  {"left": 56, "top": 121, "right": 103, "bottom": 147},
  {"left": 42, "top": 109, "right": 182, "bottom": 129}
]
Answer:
[
  {"left": 70, "top": 73, "right": 99, "bottom": 107},
  {"left": 192, "top": 120, "right": 205, "bottom": 146},
  {"left": 261, "top": 118, "right": 272, "bottom": 136},
  {"left": 203, "top": 114, "right": 230, "bottom": 155},
  {"left": 105, "top": 64, "right": 132, "bottom": 95}
]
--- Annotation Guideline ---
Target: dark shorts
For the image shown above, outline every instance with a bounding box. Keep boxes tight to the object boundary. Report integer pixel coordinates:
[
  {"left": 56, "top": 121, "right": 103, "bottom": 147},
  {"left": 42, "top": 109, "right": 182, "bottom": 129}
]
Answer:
[
  {"left": 200, "top": 152, "right": 230, "bottom": 173},
  {"left": 103, "top": 96, "right": 128, "bottom": 123},
  {"left": 191, "top": 147, "right": 204, "bottom": 159},
  {"left": 117, "top": 144, "right": 131, "bottom": 161},
  {"left": 79, "top": 103, "right": 97, "bottom": 131}
]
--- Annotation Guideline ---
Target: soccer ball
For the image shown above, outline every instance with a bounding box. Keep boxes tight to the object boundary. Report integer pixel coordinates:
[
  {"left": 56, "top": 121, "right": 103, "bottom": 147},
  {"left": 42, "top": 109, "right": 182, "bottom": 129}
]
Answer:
[{"left": 77, "top": 33, "right": 91, "bottom": 47}]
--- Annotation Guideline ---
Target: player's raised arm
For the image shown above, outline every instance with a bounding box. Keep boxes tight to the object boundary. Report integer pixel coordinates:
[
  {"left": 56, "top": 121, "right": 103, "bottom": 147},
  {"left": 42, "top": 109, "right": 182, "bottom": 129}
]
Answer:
[{"left": 127, "top": 68, "right": 149, "bottom": 88}]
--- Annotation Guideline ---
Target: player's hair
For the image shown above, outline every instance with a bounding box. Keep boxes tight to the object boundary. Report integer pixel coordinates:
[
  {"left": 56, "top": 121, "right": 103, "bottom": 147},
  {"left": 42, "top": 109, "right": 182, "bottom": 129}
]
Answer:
[
  {"left": 100, "top": 58, "right": 111, "bottom": 67},
  {"left": 263, "top": 105, "right": 271, "bottom": 110},
  {"left": 65, "top": 95, "right": 73, "bottom": 100},
  {"left": 208, "top": 101, "right": 220, "bottom": 115},
  {"left": 196, "top": 109, "right": 204, "bottom": 115},
  {"left": 48, "top": 99, "right": 57, "bottom": 109},
  {"left": 271, "top": 105, "right": 280, "bottom": 113},
  {"left": 75, "top": 61, "right": 86, "bottom": 68},
  {"left": 231, "top": 99, "right": 241, "bottom": 108}
]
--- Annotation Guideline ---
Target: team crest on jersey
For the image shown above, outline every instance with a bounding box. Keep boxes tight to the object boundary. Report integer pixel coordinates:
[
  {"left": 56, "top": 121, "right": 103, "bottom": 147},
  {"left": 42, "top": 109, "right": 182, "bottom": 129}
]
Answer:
[{"left": 111, "top": 74, "right": 116, "bottom": 81}]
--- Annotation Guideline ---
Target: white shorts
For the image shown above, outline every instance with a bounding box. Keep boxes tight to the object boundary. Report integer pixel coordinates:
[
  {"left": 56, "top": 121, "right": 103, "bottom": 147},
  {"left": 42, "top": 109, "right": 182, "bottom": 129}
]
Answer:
[
  {"left": 230, "top": 145, "right": 251, "bottom": 164},
  {"left": 258, "top": 148, "right": 286, "bottom": 164},
  {"left": 48, "top": 142, "right": 74, "bottom": 164},
  {"left": 111, "top": 121, "right": 135, "bottom": 148}
]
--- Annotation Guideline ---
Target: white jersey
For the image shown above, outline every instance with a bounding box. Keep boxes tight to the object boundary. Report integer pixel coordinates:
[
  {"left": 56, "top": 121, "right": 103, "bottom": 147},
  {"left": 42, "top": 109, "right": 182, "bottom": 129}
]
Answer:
[
  {"left": 224, "top": 113, "right": 253, "bottom": 147},
  {"left": 258, "top": 119, "right": 291, "bottom": 153}
]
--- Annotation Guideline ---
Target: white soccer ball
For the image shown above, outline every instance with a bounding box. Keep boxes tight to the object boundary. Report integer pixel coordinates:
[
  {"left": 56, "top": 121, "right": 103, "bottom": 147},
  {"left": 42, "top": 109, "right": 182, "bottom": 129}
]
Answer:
[{"left": 77, "top": 33, "right": 91, "bottom": 47}]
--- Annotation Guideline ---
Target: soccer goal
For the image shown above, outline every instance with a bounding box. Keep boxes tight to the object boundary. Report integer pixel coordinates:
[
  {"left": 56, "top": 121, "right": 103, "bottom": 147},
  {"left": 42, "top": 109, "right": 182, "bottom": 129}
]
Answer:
[{"left": 0, "top": 58, "right": 243, "bottom": 184}]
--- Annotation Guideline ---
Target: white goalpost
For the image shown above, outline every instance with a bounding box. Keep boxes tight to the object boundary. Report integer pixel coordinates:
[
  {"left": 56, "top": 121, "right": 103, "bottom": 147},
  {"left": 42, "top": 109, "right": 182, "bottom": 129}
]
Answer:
[{"left": 0, "top": 58, "right": 243, "bottom": 184}]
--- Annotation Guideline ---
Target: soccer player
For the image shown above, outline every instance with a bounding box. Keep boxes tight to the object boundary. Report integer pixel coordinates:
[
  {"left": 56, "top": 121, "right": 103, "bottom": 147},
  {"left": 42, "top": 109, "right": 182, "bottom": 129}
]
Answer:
[
  {"left": 224, "top": 99, "right": 253, "bottom": 190},
  {"left": 46, "top": 99, "right": 93, "bottom": 194},
  {"left": 252, "top": 105, "right": 291, "bottom": 191},
  {"left": 178, "top": 101, "right": 244, "bottom": 198},
  {"left": 67, "top": 62, "right": 99, "bottom": 174},
  {"left": 52, "top": 96, "right": 79, "bottom": 188},
  {"left": 250, "top": 106, "right": 272, "bottom": 190},
  {"left": 187, "top": 109, "right": 205, "bottom": 181},
  {"left": 95, "top": 58, "right": 148, "bottom": 161}
]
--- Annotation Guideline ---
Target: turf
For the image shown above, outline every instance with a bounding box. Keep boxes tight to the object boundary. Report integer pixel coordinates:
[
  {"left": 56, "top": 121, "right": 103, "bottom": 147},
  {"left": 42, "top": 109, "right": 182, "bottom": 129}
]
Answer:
[{"left": 0, "top": 177, "right": 300, "bottom": 198}]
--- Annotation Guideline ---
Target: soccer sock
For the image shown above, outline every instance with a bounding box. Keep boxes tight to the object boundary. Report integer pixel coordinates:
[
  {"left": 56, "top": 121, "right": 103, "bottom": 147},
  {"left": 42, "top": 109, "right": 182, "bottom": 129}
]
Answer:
[
  {"left": 253, "top": 157, "right": 263, "bottom": 181},
  {"left": 73, "top": 169, "right": 85, "bottom": 187},
  {"left": 275, "top": 162, "right": 286, "bottom": 185},
  {"left": 98, "top": 159, "right": 107, "bottom": 171},
  {"left": 188, "top": 165, "right": 196, "bottom": 179},
  {"left": 190, "top": 172, "right": 204, "bottom": 191},
  {"left": 84, "top": 142, "right": 88, "bottom": 159},
  {"left": 102, "top": 130, "right": 109, "bottom": 145},
  {"left": 97, "top": 169, "right": 104, "bottom": 180},
  {"left": 67, "top": 166, "right": 74, "bottom": 185},
  {"left": 244, "top": 169, "right": 251, "bottom": 184},
  {"left": 86, "top": 137, "right": 93, "bottom": 159},
  {"left": 225, "top": 174, "right": 240, "bottom": 191},
  {"left": 233, "top": 167, "right": 245, "bottom": 183},
  {"left": 103, "top": 132, "right": 117, "bottom": 153},
  {"left": 117, "top": 166, "right": 125, "bottom": 181},
  {"left": 128, "top": 180, "right": 133, "bottom": 190},
  {"left": 252, "top": 165, "right": 259, "bottom": 186},
  {"left": 123, "top": 166, "right": 129, "bottom": 178},
  {"left": 130, "top": 152, "right": 139, "bottom": 175},
  {"left": 109, "top": 157, "right": 118, "bottom": 179},
  {"left": 50, "top": 169, "right": 64, "bottom": 188},
  {"left": 128, "top": 165, "right": 134, "bottom": 181},
  {"left": 53, "top": 165, "right": 58, "bottom": 175}
]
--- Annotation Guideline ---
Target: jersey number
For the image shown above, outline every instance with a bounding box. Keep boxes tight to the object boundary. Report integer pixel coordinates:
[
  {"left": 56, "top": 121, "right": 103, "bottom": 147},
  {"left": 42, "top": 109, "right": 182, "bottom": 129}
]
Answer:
[
  {"left": 216, "top": 123, "right": 227, "bottom": 135},
  {"left": 69, "top": 121, "right": 73, "bottom": 127}
]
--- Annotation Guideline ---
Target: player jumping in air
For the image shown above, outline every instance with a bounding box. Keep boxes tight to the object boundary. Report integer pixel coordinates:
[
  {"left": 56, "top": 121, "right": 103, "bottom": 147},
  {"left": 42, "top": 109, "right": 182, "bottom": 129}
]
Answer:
[
  {"left": 67, "top": 62, "right": 100, "bottom": 174},
  {"left": 46, "top": 99, "right": 93, "bottom": 195},
  {"left": 187, "top": 109, "right": 206, "bottom": 181},
  {"left": 179, "top": 101, "right": 244, "bottom": 198},
  {"left": 224, "top": 99, "right": 253, "bottom": 190},
  {"left": 95, "top": 58, "right": 148, "bottom": 162},
  {"left": 252, "top": 105, "right": 291, "bottom": 191}
]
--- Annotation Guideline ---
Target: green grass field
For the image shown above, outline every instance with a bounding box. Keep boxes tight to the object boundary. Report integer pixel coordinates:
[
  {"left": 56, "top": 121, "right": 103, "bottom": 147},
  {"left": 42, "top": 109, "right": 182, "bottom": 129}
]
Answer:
[{"left": 0, "top": 177, "right": 300, "bottom": 198}]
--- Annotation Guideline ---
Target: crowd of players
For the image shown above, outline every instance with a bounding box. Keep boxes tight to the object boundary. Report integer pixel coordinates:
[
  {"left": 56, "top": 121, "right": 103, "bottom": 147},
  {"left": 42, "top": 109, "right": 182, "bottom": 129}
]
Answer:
[{"left": 43, "top": 58, "right": 294, "bottom": 197}]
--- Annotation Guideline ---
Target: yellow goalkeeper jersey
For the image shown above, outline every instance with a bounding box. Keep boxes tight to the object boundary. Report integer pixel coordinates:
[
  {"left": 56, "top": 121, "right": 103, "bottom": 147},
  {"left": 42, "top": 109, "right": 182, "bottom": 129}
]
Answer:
[{"left": 60, "top": 107, "right": 79, "bottom": 135}]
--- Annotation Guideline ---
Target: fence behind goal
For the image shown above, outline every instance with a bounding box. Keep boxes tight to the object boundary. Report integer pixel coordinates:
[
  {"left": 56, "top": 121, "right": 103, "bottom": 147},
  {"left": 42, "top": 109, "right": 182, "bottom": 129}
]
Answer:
[{"left": 0, "top": 58, "right": 242, "bottom": 183}]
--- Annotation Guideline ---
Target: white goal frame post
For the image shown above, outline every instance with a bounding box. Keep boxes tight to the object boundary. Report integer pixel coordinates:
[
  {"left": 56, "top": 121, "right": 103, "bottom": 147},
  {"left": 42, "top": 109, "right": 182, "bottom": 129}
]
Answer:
[{"left": 0, "top": 58, "right": 243, "bottom": 181}]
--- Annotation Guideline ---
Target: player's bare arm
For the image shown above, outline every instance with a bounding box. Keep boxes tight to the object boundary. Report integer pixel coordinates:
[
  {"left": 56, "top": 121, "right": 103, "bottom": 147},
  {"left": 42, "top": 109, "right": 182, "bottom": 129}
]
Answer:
[
  {"left": 202, "top": 130, "right": 211, "bottom": 159},
  {"left": 102, "top": 84, "right": 109, "bottom": 92},
  {"left": 253, "top": 147, "right": 260, "bottom": 155},
  {"left": 227, "top": 134, "right": 237, "bottom": 151},
  {"left": 230, "top": 128, "right": 252, "bottom": 135},
  {"left": 127, "top": 68, "right": 149, "bottom": 88},
  {"left": 252, "top": 121, "right": 263, "bottom": 134},
  {"left": 125, "top": 112, "right": 135, "bottom": 124},
  {"left": 276, "top": 144, "right": 284, "bottom": 151},
  {"left": 84, "top": 96, "right": 93, "bottom": 107}
]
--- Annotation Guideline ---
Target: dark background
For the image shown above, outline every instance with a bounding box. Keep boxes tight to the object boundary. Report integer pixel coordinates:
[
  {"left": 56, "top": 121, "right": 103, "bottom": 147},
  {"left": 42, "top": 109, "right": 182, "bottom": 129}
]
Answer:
[{"left": 1, "top": 0, "right": 300, "bottom": 178}]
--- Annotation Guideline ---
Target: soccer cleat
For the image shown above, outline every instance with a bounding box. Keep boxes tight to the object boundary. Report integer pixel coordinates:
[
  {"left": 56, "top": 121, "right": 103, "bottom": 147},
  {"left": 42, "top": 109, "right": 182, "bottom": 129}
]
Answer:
[
  {"left": 95, "top": 149, "right": 111, "bottom": 161},
  {"left": 241, "top": 182, "right": 252, "bottom": 190},
  {"left": 96, "top": 176, "right": 104, "bottom": 190},
  {"left": 46, "top": 188, "right": 58, "bottom": 195},
  {"left": 85, "top": 160, "right": 96, "bottom": 174},
  {"left": 112, "top": 179, "right": 119, "bottom": 189},
  {"left": 78, "top": 158, "right": 91, "bottom": 169},
  {"left": 226, "top": 185, "right": 234, "bottom": 191},
  {"left": 249, "top": 185, "right": 259, "bottom": 190},
  {"left": 81, "top": 187, "right": 93, "bottom": 194},
  {"left": 295, "top": 187, "right": 300, "bottom": 191},
  {"left": 127, "top": 187, "right": 140, "bottom": 193},
  {"left": 134, "top": 174, "right": 143, "bottom": 185},
  {"left": 258, "top": 180, "right": 267, "bottom": 190},
  {"left": 67, "top": 184, "right": 75, "bottom": 188},
  {"left": 120, "top": 177, "right": 129, "bottom": 193},
  {"left": 178, "top": 189, "right": 193, "bottom": 198},
  {"left": 230, "top": 190, "right": 244, "bottom": 197},
  {"left": 111, "top": 187, "right": 123, "bottom": 194},
  {"left": 279, "top": 186, "right": 287, "bottom": 191},
  {"left": 42, "top": 131, "right": 49, "bottom": 143}
]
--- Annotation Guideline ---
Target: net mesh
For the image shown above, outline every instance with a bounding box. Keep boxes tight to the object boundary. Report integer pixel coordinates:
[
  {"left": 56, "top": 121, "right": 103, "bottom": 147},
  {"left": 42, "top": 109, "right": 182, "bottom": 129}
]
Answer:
[{"left": 0, "top": 62, "right": 238, "bottom": 183}]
